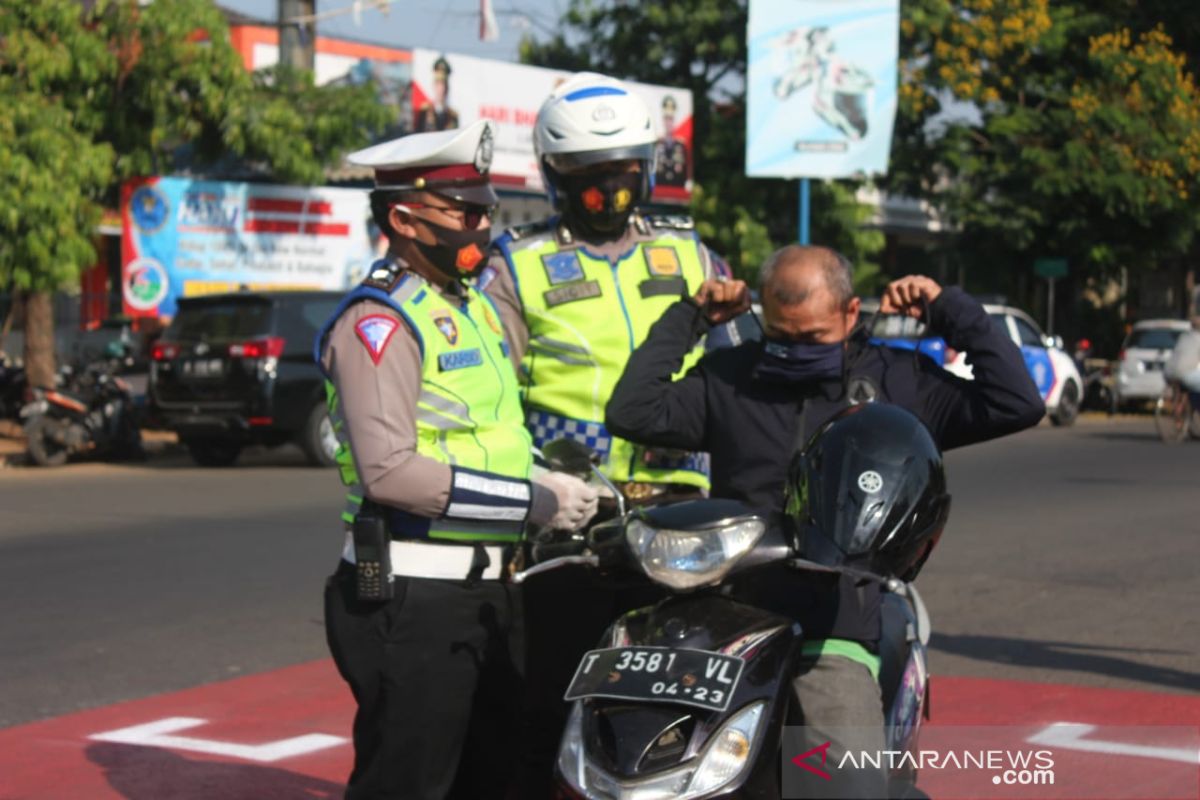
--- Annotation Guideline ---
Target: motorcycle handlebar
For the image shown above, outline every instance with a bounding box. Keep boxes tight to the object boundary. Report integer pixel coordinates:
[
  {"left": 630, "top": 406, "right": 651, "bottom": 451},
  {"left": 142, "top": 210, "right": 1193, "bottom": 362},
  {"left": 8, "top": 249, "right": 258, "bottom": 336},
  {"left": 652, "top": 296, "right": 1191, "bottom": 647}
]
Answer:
[{"left": 511, "top": 554, "right": 600, "bottom": 584}]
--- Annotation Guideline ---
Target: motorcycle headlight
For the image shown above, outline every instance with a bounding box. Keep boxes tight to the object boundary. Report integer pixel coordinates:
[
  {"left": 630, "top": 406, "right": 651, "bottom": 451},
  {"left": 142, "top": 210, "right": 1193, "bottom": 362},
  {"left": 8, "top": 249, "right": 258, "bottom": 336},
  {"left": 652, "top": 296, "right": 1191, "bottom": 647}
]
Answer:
[
  {"left": 557, "top": 700, "right": 766, "bottom": 800},
  {"left": 556, "top": 702, "right": 587, "bottom": 796},
  {"left": 686, "top": 701, "right": 765, "bottom": 797},
  {"left": 626, "top": 517, "right": 765, "bottom": 590}
]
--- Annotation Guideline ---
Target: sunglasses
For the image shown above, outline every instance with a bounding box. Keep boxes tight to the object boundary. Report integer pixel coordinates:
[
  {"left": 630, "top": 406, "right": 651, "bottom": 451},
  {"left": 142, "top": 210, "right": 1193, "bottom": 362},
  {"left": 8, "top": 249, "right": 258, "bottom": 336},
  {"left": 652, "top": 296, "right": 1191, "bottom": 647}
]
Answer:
[{"left": 392, "top": 201, "right": 494, "bottom": 231}]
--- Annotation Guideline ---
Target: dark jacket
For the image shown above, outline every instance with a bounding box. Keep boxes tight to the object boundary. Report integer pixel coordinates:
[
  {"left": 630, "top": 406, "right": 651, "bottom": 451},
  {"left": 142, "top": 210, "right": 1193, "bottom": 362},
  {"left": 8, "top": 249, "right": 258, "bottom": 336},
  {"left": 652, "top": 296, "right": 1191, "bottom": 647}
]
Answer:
[{"left": 605, "top": 287, "right": 1045, "bottom": 641}]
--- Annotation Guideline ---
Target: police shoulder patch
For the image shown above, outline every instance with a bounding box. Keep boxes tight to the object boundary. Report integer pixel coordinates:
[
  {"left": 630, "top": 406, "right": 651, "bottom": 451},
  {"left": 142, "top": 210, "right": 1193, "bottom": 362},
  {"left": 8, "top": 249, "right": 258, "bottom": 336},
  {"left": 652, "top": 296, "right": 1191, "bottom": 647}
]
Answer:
[
  {"left": 362, "top": 259, "right": 405, "bottom": 292},
  {"left": 475, "top": 265, "right": 499, "bottom": 292},
  {"left": 354, "top": 314, "right": 400, "bottom": 365}
]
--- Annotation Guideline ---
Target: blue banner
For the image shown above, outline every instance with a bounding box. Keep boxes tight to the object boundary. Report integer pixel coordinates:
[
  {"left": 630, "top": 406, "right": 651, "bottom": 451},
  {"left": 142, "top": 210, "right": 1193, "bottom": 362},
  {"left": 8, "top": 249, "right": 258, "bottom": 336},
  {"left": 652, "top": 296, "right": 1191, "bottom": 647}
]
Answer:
[
  {"left": 746, "top": 0, "right": 899, "bottom": 179},
  {"left": 121, "top": 177, "right": 376, "bottom": 318}
]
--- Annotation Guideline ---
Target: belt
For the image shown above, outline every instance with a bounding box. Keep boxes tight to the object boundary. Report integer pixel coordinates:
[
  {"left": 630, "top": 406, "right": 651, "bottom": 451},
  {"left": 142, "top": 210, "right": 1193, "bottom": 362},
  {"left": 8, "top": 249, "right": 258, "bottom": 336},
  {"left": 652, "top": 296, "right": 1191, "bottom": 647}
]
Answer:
[{"left": 341, "top": 532, "right": 506, "bottom": 581}]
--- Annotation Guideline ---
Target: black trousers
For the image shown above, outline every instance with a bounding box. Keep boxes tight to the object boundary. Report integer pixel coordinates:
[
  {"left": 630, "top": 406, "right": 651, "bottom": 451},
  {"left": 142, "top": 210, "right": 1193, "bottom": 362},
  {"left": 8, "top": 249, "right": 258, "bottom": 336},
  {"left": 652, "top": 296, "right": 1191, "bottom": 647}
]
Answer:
[
  {"left": 516, "top": 566, "right": 663, "bottom": 798},
  {"left": 324, "top": 562, "right": 524, "bottom": 800}
]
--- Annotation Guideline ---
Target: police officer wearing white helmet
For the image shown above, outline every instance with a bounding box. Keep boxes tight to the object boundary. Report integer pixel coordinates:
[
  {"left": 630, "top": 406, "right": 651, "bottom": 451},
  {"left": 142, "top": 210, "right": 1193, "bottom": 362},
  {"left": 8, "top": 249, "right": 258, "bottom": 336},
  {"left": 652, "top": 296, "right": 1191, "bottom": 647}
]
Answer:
[
  {"left": 315, "top": 120, "right": 598, "bottom": 800},
  {"left": 479, "top": 72, "right": 738, "bottom": 796}
]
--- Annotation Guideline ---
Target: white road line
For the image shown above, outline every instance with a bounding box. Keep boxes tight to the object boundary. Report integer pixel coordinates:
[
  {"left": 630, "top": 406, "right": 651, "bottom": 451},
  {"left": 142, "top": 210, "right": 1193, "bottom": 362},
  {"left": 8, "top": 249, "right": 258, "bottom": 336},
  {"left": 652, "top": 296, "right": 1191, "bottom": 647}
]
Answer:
[
  {"left": 88, "top": 717, "right": 348, "bottom": 763},
  {"left": 1028, "top": 722, "right": 1200, "bottom": 765}
]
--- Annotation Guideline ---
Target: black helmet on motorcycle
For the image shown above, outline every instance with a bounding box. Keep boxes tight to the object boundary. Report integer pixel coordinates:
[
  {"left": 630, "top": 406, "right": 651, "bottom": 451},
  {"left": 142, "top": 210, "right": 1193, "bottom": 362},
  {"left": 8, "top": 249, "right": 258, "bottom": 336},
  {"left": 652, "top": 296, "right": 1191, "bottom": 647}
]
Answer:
[{"left": 785, "top": 404, "right": 951, "bottom": 581}]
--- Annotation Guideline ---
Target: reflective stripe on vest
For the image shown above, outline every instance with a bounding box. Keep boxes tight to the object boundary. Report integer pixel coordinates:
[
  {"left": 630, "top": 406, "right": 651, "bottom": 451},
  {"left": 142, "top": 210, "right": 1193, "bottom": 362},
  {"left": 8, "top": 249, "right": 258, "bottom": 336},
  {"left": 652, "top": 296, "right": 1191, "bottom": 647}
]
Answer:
[
  {"left": 497, "top": 228, "right": 710, "bottom": 487},
  {"left": 321, "top": 275, "right": 532, "bottom": 543}
]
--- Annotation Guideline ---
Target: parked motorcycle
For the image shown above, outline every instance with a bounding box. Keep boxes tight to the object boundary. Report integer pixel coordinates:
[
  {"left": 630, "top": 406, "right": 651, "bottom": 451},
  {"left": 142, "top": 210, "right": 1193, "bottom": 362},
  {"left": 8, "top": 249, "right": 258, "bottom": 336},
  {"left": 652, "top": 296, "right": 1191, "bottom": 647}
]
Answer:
[
  {"left": 19, "top": 359, "right": 143, "bottom": 467},
  {"left": 0, "top": 354, "right": 27, "bottom": 422},
  {"left": 520, "top": 404, "right": 948, "bottom": 799}
]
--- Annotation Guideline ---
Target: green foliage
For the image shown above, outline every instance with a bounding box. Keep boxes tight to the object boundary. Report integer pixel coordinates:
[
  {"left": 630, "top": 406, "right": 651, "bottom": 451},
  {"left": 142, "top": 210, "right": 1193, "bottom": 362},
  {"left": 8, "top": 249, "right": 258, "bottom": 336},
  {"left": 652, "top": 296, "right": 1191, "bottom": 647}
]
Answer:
[
  {"left": 229, "top": 67, "right": 392, "bottom": 185},
  {"left": 0, "top": 0, "right": 388, "bottom": 297},
  {"left": 888, "top": 0, "right": 1200, "bottom": 292},
  {"left": 0, "top": 0, "right": 114, "bottom": 292},
  {"left": 95, "top": 0, "right": 252, "bottom": 182},
  {"left": 519, "top": 0, "right": 884, "bottom": 281}
]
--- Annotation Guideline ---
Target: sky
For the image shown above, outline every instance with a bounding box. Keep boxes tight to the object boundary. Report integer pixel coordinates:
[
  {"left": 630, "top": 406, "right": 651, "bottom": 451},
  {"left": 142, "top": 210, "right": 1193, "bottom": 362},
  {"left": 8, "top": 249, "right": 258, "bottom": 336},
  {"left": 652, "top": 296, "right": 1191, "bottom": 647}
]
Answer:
[{"left": 218, "top": 0, "right": 568, "bottom": 63}]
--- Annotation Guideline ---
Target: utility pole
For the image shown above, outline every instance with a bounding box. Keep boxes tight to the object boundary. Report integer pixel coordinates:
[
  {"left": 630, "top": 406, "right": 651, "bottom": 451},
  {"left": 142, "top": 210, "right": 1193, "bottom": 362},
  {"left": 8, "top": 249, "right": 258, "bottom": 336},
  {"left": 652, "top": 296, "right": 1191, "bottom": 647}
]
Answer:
[{"left": 278, "top": 0, "right": 315, "bottom": 73}]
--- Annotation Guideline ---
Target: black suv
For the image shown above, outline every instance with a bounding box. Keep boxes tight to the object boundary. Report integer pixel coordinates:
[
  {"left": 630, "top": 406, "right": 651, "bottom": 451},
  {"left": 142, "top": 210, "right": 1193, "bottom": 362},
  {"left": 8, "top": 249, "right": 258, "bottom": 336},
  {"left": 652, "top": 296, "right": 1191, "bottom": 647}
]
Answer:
[{"left": 149, "top": 291, "right": 341, "bottom": 467}]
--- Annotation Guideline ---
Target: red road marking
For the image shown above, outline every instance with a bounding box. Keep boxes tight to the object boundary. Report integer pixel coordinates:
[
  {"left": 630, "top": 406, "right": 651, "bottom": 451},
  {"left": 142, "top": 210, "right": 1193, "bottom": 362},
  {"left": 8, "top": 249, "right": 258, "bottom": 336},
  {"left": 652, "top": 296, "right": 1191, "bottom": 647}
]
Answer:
[
  {"left": 0, "top": 660, "right": 352, "bottom": 800},
  {"left": 0, "top": 668, "right": 1196, "bottom": 799},
  {"left": 930, "top": 676, "right": 1200, "bottom": 726}
]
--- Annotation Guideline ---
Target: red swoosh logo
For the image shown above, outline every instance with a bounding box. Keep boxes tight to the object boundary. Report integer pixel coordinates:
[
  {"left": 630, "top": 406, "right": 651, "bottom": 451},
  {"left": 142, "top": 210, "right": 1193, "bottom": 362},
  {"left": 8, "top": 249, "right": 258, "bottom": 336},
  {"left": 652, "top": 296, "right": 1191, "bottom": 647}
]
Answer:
[{"left": 791, "top": 740, "right": 833, "bottom": 781}]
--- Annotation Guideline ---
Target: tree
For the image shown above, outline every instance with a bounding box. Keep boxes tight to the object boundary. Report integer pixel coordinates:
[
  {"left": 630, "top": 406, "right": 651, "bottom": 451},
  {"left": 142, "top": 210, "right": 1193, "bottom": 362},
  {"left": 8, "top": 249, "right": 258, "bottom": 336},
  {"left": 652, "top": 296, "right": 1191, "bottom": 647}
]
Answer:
[
  {"left": 887, "top": 0, "right": 1200, "bottom": 334},
  {"left": 519, "top": 0, "right": 885, "bottom": 285},
  {"left": 0, "top": 1, "right": 115, "bottom": 388},
  {"left": 0, "top": 0, "right": 389, "bottom": 388}
]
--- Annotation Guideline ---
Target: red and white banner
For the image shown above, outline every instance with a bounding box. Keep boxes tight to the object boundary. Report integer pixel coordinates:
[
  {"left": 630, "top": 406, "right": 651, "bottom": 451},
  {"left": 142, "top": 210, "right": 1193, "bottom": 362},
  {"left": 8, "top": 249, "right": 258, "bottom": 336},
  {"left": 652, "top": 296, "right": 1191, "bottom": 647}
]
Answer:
[
  {"left": 409, "top": 49, "right": 695, "bottom": 202},
  {"left": 120, "top": 177, "right": 377, "bottom": 318}
]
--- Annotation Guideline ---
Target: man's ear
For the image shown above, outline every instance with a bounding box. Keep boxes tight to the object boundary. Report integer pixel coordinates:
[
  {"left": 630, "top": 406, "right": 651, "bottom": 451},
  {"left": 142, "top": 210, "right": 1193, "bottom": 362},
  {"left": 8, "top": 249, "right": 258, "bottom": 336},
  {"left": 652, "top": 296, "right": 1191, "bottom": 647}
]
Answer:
[
  {"left": 844, "top": 296, "right": 862, "bottom": 331},
  {"left": 389, "top": 206, "right": 418, "bottom": 239}
]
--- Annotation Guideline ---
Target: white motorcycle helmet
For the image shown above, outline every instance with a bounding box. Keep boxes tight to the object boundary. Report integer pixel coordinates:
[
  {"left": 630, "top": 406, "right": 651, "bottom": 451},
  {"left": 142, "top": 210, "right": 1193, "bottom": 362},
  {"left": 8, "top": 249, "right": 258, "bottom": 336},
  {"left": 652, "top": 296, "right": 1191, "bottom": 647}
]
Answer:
[{"left": 534, "top": 72, "right": 657, "bottom": 207}]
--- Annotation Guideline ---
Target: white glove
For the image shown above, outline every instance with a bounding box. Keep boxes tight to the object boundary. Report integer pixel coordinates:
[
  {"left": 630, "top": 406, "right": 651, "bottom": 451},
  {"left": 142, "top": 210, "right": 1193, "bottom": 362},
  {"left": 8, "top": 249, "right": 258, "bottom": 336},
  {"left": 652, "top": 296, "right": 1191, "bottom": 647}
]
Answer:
[{"left": 534, "top": 471, "right": 600, "bottom": 531}]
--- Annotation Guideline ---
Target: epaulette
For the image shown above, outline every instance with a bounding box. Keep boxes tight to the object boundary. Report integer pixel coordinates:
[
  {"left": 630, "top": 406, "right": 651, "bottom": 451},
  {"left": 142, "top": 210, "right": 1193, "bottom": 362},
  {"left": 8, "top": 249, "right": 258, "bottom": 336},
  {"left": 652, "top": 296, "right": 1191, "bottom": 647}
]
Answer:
[
  {"left": 361, "top": 258, "right": 406, "bottom": 293},
  {"left": 641, "top": 212, "right": 696, "bottom": 232},
  {"left": 504, "top": 219, "right": 556, "bottom": 242}
]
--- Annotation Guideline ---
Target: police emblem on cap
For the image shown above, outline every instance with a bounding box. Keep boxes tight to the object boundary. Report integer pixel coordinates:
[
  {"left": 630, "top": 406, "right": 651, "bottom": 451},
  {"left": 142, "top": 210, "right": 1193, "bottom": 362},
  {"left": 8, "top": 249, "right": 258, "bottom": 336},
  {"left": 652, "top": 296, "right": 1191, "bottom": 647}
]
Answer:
[{"left": 474, "top": 124, "right": 494, "bottom": 175}]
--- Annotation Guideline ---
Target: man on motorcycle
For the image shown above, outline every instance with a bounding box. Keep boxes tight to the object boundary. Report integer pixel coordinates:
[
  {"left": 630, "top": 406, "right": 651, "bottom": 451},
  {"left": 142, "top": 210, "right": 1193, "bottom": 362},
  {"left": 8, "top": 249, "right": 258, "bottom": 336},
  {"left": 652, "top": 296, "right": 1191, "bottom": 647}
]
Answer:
[
  {"left": 606, "top": 244, "right": 1045, "bottom": 796},
  {"left": 481, "top": 71, "right": 737, "bottom": 795}
]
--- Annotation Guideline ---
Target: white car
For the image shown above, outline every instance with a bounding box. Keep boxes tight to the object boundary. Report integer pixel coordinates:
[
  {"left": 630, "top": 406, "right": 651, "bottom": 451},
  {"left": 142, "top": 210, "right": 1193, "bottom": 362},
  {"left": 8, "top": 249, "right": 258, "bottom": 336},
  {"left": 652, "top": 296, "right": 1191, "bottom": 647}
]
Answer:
[
  {"left": 1114, "top": 319, "right": 1191, "bottom": 407},
  {"left": 944, "top": 304, "right": 1082, "bottom": 426}
]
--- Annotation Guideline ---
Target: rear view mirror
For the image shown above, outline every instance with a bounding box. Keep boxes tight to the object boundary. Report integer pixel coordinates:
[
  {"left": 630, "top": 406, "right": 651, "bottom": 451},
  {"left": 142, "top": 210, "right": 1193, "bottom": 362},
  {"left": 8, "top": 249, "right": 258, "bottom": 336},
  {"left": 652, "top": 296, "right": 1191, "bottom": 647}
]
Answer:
[{"left": 542, "top": 437, "right": 597, "bottom": 474}]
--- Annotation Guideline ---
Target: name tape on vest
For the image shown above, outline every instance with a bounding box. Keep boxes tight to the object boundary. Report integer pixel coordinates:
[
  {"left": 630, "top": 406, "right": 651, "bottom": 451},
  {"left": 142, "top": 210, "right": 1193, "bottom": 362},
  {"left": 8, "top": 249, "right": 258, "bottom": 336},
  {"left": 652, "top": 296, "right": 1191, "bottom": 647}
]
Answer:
[
  {"left": 544, "top": 280, "right": 602, "bottom": 308},
  {"left": 438, "top": 348, "right": 483, "bottom": 372},
  {"left": 639, "top": 277, "right": 687, "bottom": 298}
]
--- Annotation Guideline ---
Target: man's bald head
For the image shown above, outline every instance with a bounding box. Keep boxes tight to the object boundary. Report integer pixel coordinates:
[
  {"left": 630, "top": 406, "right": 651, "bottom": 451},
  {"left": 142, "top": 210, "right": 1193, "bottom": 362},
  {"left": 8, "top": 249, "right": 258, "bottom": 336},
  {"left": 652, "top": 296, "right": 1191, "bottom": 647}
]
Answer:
[
  {"left": 758, "top": 245, "right": 860, "bottom": 344},
  {"left": 759, "top": 245, "right": 854, "bottom": 310}
]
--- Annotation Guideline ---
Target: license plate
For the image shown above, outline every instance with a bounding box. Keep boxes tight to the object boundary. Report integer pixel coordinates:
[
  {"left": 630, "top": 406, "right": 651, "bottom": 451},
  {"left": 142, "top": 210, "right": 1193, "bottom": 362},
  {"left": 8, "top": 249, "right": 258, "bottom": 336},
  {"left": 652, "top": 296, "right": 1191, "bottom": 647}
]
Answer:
[
  {"left": 182, "top": 358, "right": 225, "bottom": 378},
  {"left": 1145, "top": 361, "right": 1164, "bottom": 372},
  {"left": 564, "top": 647, "right": 744, "bottom": 712}
]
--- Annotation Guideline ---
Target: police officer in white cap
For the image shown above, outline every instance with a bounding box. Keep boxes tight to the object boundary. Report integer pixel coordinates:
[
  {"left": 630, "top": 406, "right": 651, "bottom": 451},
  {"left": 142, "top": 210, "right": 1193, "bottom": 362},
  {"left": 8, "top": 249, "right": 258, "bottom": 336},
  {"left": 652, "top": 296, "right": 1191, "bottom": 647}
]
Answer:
[{"left": 315, "top": 120, "right": 598, "bottom": 800}]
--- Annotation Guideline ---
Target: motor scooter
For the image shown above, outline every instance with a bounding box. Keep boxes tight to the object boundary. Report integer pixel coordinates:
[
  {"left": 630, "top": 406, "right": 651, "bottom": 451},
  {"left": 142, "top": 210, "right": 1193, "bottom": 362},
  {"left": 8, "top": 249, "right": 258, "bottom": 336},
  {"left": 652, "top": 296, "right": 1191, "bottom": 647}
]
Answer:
[{"left": 521, "top": 405, "right": 946, "bottom": 799}]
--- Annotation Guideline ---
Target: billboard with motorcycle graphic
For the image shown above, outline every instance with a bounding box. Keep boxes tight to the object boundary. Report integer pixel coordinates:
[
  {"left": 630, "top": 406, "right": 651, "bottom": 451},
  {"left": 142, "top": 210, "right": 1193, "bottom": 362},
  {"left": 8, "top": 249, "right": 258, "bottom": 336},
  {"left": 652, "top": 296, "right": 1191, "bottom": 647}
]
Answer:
[
  {"left": 746, "top": 0, "right": 899, "bottom": 178},
  {"left": 120, "top": 177, "right": 376, "bottom": 319}
]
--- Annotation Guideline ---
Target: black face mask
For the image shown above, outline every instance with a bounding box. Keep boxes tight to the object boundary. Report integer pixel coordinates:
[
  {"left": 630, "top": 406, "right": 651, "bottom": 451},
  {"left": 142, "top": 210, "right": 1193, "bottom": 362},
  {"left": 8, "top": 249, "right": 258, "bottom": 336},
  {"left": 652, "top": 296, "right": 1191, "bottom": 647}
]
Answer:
[
  {"left": 412, "top": 216, "right": 491, "bottom": 282},
  {"left": 755, "top": 338, "right": 845, "bottom": 383},
  {"left": 560, "top": 170, "right": 644, "bottom": 240}
]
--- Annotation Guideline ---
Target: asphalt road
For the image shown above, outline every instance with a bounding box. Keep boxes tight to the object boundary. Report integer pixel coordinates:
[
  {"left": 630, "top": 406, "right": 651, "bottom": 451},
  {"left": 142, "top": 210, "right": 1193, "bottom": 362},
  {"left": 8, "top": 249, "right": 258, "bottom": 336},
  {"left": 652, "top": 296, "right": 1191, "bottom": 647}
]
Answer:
[{"left": 0, "top": 417, "right": 1197, "bottom": 729}]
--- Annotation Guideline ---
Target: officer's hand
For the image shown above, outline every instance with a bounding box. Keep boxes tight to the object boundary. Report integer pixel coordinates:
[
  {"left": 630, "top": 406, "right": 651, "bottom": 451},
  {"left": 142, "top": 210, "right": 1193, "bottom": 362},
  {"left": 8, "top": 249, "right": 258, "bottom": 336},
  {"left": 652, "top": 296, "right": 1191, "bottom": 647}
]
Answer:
[
  {"left": 693, "top": 278, "right": 751, "bottom": 324},
  {"left": 881, "top": 276, "right": 942, "bottom": 319},
  {"left": 534, "top": 471, "right": 600, "bottom": 531}
]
